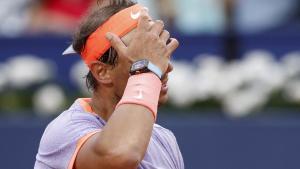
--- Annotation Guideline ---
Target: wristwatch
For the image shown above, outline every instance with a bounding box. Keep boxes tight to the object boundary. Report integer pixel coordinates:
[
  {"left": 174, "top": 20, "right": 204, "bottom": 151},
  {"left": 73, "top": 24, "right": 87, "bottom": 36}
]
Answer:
[{"left": 130, "top": 59, "right": 163, "bottom": 79}]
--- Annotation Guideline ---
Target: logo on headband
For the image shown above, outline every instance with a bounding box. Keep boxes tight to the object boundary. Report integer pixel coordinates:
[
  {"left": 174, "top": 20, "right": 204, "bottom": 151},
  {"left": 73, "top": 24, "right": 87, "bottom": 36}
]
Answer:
[{"left": 130, "top": 11, "right": 141, "bottom": 20}]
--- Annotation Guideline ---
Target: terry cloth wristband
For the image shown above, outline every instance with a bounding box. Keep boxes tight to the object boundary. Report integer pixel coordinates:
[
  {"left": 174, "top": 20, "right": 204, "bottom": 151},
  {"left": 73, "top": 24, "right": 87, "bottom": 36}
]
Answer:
[{"left": 116, "top": 73, "right": 162, "bottom": 120}]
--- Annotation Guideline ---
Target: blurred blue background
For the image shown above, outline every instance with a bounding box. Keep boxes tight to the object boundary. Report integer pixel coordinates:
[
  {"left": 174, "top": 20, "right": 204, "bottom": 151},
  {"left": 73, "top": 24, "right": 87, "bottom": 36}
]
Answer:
[{"left": 1, "top": 0, "right": 300, "bottom": 168}]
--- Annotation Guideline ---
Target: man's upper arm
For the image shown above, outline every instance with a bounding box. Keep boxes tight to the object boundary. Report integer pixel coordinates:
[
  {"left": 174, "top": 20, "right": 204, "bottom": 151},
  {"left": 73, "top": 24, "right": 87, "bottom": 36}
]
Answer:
[
  {"left": 74, "top": 131, "right": 103, "bottom": 169},
  {"left": 69, "top": 130, "right": 102, "bottom": 169}
]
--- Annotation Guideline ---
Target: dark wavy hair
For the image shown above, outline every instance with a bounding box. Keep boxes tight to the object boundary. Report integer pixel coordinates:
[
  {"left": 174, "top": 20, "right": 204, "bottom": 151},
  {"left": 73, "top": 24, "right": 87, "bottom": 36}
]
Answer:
[{"left": 72, "top": 0, "right": 136, "bottom": 91}]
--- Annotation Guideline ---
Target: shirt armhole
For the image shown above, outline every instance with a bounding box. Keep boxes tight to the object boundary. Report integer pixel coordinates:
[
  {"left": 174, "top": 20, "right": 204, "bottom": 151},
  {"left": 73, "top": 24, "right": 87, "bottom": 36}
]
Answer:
[{"left": 68, "top": 130, "right": 101, "bottom": 169}]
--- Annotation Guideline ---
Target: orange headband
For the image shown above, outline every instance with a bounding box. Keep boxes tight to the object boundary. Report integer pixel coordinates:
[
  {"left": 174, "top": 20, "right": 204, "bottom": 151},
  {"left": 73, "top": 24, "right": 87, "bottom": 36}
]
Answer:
[{"left": 81, "top": 4, "right": 143, "bottom": 66}]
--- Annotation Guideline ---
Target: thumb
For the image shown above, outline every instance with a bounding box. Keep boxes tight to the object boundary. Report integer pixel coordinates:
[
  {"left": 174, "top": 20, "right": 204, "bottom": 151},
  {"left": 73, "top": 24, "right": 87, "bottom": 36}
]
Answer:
[{"left": 106, "top": 32, "right": 126, "bottom": 55}]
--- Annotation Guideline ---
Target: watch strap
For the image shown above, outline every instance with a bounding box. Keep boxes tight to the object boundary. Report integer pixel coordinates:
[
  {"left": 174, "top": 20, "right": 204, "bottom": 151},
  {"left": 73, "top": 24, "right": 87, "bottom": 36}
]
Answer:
[{"left": 147, "top": 61, "right": 163, "bottom": 79}]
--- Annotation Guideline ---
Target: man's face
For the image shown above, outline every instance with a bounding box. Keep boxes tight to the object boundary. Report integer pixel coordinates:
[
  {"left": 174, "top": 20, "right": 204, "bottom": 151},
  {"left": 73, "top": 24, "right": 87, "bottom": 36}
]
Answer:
[{"left": 110, "top": 29, "right": 173, "bottom": 106}]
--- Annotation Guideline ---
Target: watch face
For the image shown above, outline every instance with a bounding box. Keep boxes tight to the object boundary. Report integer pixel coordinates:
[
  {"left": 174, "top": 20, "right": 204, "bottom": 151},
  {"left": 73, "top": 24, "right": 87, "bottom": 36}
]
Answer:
[
  {"left": 132, "top": 59, "right": 148, "bottom": 70},
  {"left": 134, "top": 62, "right": 145, "bottom": 70}
]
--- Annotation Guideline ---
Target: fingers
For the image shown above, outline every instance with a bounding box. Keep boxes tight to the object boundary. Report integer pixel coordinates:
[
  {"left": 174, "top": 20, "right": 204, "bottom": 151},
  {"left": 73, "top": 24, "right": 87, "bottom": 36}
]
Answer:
[
  {"left": 165, "top": 61, "right": 173, "bottom": 74},
  {"left": 106, "top": 32, "right": 127, "bottom": 55},
  {"left": 150, "top": 20, "right": 164, "bottom": 35},
  {"left": 137, "top": 8, "right": 164, "bottom": 35},
  {"left": 160, "top": 30, "right": 170, "bottom": 44},
  {"left": 161, "top": 62, "right": 173, "bottom": 79},
  {"left": 166, "top": 38, "right": 179, "bottom": 56},
  {"left": 137, "top": 8, "right": 151, "bottom": 31}
]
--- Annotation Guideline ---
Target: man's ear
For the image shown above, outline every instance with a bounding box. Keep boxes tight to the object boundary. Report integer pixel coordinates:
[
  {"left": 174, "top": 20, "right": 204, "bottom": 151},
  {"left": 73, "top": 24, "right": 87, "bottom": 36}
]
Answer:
[{"left": 89, "top": 61, "right": 112, "bottom": 85}]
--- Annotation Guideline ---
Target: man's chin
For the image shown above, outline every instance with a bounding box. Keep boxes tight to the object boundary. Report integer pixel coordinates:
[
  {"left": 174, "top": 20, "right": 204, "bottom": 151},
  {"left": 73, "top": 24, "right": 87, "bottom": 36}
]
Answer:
[{"left": 158, "top": 94, "right": 168, "bottom": 107}]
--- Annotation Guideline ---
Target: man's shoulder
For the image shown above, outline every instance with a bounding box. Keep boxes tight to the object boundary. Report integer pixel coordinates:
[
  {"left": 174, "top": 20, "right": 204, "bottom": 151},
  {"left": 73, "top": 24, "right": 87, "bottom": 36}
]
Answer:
[
  {"left": 154, "top": 123, "right": 174, "bottom": 134},
  {"left": 153, "top": 123, "right": 177, "bottom": 142},
  {"left": 148, "top": 123, "right": 183, "bottom": 167},
  {"left": 35, "top": 100, "right": 103, "bottom": 169},
  {"left": 45, "top": 101, "right": 97, "bottom": 132},
  {"left": 39, "top": 100, "right": 102, "bottom": 150}
]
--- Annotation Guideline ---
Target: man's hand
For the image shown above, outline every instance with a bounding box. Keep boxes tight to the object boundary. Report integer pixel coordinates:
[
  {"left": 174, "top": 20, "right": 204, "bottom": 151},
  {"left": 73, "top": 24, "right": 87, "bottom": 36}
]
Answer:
[{"left": 106, "top": 8, "right": 179, "bottom": 74}]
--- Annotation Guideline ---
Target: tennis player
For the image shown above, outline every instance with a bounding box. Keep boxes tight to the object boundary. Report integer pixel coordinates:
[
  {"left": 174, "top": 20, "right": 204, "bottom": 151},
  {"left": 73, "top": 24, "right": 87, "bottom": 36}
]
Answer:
[{"left": 34, "top": 0, "right": 184, "bottom": 169}]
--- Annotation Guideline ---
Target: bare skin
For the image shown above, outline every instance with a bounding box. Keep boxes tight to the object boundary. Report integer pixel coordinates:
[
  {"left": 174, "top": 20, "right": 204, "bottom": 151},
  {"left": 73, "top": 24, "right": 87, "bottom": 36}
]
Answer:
[{"left": 75, "top": 8, "right": 179, "bottom": 169}]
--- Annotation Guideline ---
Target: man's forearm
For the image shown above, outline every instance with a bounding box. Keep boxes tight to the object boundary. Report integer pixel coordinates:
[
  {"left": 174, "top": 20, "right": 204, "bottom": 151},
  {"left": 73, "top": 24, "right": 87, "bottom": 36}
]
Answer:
[{"left": 94, "top": 104, "right": 155, "bottom": 168}]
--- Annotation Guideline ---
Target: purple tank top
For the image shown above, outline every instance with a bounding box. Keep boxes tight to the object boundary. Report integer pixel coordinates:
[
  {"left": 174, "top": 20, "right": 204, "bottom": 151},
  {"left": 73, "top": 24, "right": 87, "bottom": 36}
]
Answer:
[{"left": 34, "top": 99, "right": 184, "bottom": 169}]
